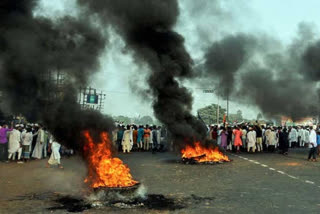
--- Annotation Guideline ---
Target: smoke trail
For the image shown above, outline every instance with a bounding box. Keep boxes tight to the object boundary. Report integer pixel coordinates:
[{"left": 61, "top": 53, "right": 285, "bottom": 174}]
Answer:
[
  {"left": 77, "top": 0, "right": 207, "bottom": 145},
  {"left": 202, "top": 23, "right": 320, "bottom": 120},
  {"left": 0, "top": 0, "right": 114, "bottom": 150},
  {"left": 204, "top": 34, "right": 256, "bottom": 97}
]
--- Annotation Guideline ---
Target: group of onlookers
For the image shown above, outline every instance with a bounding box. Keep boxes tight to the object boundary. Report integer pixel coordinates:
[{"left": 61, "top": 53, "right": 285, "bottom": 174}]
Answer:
[
  {"left": 207, "top": 124, "right": 319, "bottom": 161},
  {"left": 0, "top": 123, "right": 68, "bottom": 168},
  {"left": 113, "top": 124, "right": 167, "bottom": 154}
]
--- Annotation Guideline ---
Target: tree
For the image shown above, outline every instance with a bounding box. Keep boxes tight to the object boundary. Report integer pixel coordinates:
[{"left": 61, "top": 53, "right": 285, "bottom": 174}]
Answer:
[
  {"left": 113, "top": 115, "right": 132, "bottom": 124},
  {"left": 197, "top": 104, "right": 226, "bottom": 125},
  {"left": 137, "top": 116, "right": 154, "bottom": 125}
]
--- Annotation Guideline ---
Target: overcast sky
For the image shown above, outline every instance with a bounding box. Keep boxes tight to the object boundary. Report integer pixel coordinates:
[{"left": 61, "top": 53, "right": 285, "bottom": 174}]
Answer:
[{"left": 37, "top": 0, "right": 320, "bottom": 120}]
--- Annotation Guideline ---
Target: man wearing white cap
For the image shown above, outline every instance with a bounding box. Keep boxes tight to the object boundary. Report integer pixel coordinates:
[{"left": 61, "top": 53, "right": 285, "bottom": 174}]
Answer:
[
  {"left": 8, "top": 125, "right": 22, "bottom": 162},
  {"left": 47, "top": 136, "right": 63, "bottom": 168},
  {"left": 32, "top": 124, "right": 45, "bottom": 159}
]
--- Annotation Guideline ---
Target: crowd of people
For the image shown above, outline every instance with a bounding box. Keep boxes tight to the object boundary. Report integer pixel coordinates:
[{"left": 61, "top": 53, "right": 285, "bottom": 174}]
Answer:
[
  {"left": 112, "top": 124, "right": 167, "bottom": 154},
  {"left": 207, "top": 123, "right": 319, "bottom": 161},
  {"left": 0, "top": 123, "right": 70, "bottom": 167}
]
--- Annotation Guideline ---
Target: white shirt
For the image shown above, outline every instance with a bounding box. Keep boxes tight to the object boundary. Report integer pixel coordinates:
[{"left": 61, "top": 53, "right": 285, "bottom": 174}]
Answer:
[
  {"left": 309, "top": 129, "right": 317, "bottom": 148},
  {"left": 22, "top": 132, "right": 33, "bottom": 146}
]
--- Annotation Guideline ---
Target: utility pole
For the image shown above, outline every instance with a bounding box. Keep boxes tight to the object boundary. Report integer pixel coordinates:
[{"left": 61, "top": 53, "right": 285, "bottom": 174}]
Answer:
[{"left": 227, "top": 93, "right": 229, "bottom": 124}]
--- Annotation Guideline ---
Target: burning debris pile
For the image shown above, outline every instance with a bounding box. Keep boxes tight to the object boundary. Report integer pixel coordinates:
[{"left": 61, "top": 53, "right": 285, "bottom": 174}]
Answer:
[
  {"left": 83, "top": 131, "right": 138, "bottom": 188},
  {"left": 45, "top": 189, "right": 215, "bottom": 212},
  {"left": 181, "top": 142, "right": 230, "bottom": 164}
]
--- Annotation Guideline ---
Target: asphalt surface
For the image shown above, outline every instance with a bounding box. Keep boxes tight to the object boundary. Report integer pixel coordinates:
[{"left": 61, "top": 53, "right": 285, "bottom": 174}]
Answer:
[{"left": 0, "top": 148, "right": 319, "bottom": 214}]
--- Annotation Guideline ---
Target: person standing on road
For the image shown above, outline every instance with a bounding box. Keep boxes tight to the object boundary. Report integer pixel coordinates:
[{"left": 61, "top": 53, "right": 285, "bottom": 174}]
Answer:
[
  {"left": 116, "top": 125, "right": 124, "bottom": 152},
  {"left": 279, "top": 127, "right": 289, "bottom": 155},
  {"left": 32, "top": 125, "right": 45, "bottom": 159},
  {"left": 137, "top": 125, "right": 144, "bottom": 151},
  {"left": 304, "top": 127, "right": 310, "bottom": 148},
  {"left": 8, "top": 125, "right": 22, "bottom": 162},
  {"left": 143, "top": 125, "right": 151, "bottom": 151},
  {"left": 255, "top": 124, "right": 263, "bottom": 152},
  {"left": 247, "top": 127, "right": 256, "bottom": 153},
  {"left": 241, "top": 126, "right": 247, "bottom": 149},
  {"left": 316, "top": 129, "right": 320, "bottom": 156},
  {"left": 21, "top": 127, "right": 33, "bottom": 161},
  {"left": 47, "top": 136, "right": 63, "bottom": 168},
  {"left": 220, "top": 127, "right": 228, "bottom": 151},
  {"left": 289, "top": 126, "right": 298, "bottom": 148},
  {"left": 233, "top": 126, "right": 243, "bottom": 153},
  {"left": 0, "top": 123, "right": 13, "bottom": 162},
  {"left": 122, "top": 125, "right": 133, "bottom": 153},
  {"left": 308, "top": 125, "right": 317, "bottom": 162}
]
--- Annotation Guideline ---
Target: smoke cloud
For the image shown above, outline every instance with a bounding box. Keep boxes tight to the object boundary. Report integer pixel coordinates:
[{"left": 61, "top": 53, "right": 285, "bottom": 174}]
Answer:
[
  {"left": 77, "top": 0, "right": 207, "bottom": 145},
  {"left": 202, "top": 22, "right": 320, "bottom": 120},
  {"left": 0, "top": 0, "right": 114, "bottom": 150}
]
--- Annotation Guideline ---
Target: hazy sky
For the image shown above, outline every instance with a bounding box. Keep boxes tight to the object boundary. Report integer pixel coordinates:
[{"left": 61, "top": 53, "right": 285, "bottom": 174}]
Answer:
[{"left": 37, "top": 0, "right": 320, "bottom": 119}]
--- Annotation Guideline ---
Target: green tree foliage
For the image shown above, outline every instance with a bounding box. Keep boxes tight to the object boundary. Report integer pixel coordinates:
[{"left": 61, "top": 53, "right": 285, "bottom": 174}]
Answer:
[{"left": 197, "top": 104, "right": 226, "bottom": 125}]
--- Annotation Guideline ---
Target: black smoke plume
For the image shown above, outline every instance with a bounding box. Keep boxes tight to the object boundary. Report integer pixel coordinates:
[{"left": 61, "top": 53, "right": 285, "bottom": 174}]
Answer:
[
  {"left": 202, "top": 23, "right": 320, "bottom": 120},
  {"left": 0, "top": 0, "right": 114, "bottom": 150},
  {"left": 77, "top": 0, "right": 207, "bottom": 146}
]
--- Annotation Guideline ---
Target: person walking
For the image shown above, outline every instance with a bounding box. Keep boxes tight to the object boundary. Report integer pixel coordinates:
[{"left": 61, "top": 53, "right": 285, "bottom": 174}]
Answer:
[{"left": 47, "top": 136, "right": 63, "bottom": 168}]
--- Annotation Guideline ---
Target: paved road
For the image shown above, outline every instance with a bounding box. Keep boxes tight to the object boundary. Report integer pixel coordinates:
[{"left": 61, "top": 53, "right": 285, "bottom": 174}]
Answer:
[{"left": 0, "top": 148, "right": 319, "bottom": 213}]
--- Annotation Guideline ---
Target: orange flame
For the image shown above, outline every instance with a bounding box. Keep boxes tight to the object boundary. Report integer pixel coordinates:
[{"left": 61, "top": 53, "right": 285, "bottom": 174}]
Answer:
[
  {"left": 181, "top": 142, "right": 230, "bottom": 163},
  {"left": 83, "top": 130, "right": 138, "bottom": 188}
]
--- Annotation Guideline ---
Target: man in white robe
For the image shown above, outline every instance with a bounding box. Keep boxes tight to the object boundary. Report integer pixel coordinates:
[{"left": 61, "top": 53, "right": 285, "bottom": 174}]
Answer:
[
  {"left": 122, "top": 125, "right": 133, "bottom": 153},
  {"left": 32, "top": 126, "right": 45, "bottom": 159},
  {"left": 247, "top": 127, "right": 256, "bottom": 153},
  {"left": 289, "top": 127, "right": 298, "bottom": 148},
  {"left": 304, "top": 128, "right": 310, "bottom": 147},
  {"left": 8, "top": 125, "right": 22, "bottom": 162},
  {"left": 47, "top": 136, "right": 62, "bottom": 168}
]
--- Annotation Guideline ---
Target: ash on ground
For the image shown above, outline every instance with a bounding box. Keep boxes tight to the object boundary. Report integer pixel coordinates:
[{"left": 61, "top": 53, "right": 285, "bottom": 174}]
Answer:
[{"left": 47, "top": 184, "right": 214, "bottom": 212}]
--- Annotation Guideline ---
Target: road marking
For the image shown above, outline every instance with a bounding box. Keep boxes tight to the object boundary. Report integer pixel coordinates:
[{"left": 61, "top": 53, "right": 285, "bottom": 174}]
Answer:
[
  {"left": 305, "top": 180, "right": 315, "bottom": 185},
  {"left": 230, "top": 154, "right": 317, "bottom": 187}
]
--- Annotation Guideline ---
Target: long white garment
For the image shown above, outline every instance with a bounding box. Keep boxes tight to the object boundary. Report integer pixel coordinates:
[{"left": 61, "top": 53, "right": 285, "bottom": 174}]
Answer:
[
  {"left": 48, "top": 137, "right": 61, "bottom": 165},
  {"left": 304, "top": 129, "right": 310, "bottom": 143},
  {"left": 22, "top": 132, "right": 33, "bottom": 146},
  {"left": 300, "top": 129, "right": 306, "bottom": 142},
  {"left": 265, "top": 129, "right": 271, "bottom": 147},
  {"left": 32, "top": 129, "right": 44, "bottom": 159},
  {"left": 157, "top": 129, "right": 161, "bottom": 144},
  {"left": 289, "top": 128, "right": 298, "bottom": 142},
  {"left": 247, "top": 130, "right": 256, "bottom": 148},
  {"left": 268, "top": 131, "right": 277, "bottom": 147},
  {"left": 217, "top": 130, "right": 222, "bottom": 145},
  {"left": 8, "top": 129, "right": 21, "bottom": 154},
  {"left": 309, "top": 129, "right": 317, "bottom": 148},
  {"left": 122, "top": 129, "right": 133, "bottom": 152}
]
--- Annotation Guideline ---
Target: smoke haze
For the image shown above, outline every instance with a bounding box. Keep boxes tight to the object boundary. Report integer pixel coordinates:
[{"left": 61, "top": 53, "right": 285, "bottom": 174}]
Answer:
[{"left": 0, "top": 0, "right": 114, "bottom": 150}]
